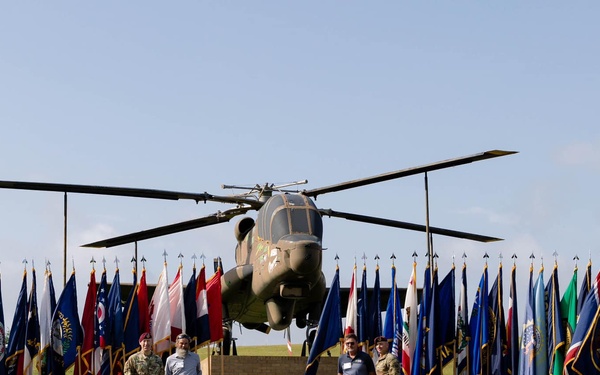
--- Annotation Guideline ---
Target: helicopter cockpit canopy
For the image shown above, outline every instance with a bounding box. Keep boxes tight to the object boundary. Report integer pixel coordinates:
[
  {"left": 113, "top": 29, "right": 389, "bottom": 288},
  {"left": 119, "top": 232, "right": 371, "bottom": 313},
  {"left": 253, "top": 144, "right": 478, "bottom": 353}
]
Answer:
[{"left": 257, "top": 193, "right": 323, "bottom": 244}]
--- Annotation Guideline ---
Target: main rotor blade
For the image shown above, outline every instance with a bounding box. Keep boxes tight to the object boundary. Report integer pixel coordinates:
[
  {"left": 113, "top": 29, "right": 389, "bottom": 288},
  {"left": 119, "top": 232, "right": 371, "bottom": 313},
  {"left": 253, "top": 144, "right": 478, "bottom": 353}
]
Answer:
[
  {"left": 82, "top": 208, "right": 250, "bottom": 248},
  {"left": 319, "top": 209, "right": 502, "bottom": 243},
  {"left": 0, "top": 180, "right": 262, "bottom": 208},
  {"left": 303, "top": 150, "right": 517, "bottom": 198}
]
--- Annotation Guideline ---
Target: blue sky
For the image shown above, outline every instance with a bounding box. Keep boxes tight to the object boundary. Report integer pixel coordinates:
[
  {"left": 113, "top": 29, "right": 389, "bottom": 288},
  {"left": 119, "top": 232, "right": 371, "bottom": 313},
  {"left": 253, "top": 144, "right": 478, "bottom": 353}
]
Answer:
[{"left": 1, "top": 2, "right": 599, "bottom": 347}]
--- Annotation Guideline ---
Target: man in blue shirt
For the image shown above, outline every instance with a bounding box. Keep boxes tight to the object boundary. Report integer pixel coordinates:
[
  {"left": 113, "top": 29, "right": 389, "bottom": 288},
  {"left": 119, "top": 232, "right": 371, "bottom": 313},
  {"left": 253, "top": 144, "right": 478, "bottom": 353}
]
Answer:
[
  {"left": 338, "top": 333, "right": 375, "bottom": 375},
  {"left": 165, "top": 334, "right": 202, "bottom": 375}
]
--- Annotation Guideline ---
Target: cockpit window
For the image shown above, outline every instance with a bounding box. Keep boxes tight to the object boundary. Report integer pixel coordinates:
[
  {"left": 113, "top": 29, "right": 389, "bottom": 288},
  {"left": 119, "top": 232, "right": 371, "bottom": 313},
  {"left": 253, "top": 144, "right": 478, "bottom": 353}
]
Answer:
[{"left": 256, "top": 193, "right": 323, "bottom": 243}]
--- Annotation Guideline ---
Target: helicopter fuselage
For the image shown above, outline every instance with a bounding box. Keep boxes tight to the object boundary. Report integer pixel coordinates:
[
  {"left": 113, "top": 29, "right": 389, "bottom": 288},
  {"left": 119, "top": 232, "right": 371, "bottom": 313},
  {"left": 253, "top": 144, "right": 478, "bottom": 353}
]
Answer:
[{"left": 221, "top": 193, "right": 326, "bottom": 330}]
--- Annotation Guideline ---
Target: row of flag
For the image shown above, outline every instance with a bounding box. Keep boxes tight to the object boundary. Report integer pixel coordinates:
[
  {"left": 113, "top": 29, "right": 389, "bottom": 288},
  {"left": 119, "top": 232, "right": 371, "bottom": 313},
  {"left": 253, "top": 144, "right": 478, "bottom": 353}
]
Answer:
[
  {"left": 0, "top": 259, "right": 225, "bottom": 375},
  {"left": 305, "top": 258, "right": 600, "bottom": 375}
]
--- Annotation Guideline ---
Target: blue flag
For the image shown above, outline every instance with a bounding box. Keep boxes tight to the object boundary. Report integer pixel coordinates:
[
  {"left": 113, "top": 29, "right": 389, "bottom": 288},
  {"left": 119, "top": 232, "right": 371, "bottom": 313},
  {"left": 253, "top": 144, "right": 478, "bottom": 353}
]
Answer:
[
  {"left": 96, "top": 269, "right": 110, "bottom": 375},
  {"left": 383, "top": 265, "right": 402, "bottom": 357},
  {"left": 24, "top": 267, "right": 40, "bottom": 374},
  {"left": 123, "top": 266, "right": 140, "bottom": 357},
  {"left": 456, "top": 263, "right": 470, "bottom": 375},
  {"left": 533, "top": 268, "right": 547, "bottom": 374},
  {"left": 369, "top": 265, "right": 382, "bottom": 349},
  {"left": 51, "top": 272, "right": 83, "bottom": 375},
  {"left": 358, "top": 265, "right": 371, "bottom": 348},
  {"left": 489, "top": 264, "right": 507, "bottom": 375},
  {"left": 6, "top": 270, "right": 27, "bottom": 375},
  {"left": 184, "top": 267, "right": 197, "bottom": 341},
  {"left": 437, "top": 267, "right": 455, "bottom": 370},
  {"left": 107, "top": 269, "right": 124, "bottom": 374},
  {"left": 518, "top": 266, "right": 535, "bottom": 375},
  {"left": 564, "top": 270, "right": 600, "bottom": 375},
  {"left": 305, "top": 267, "right": 342, "bottom": 375},
  {"left": 545, "top": 264, "right": 564, "bottom": 375},
  {"left": 425, "top": 267, "right": 440, "bottom": 375},
  {"left": 576, "top": 261, "right": 591, "bottom": 317},
  {"left": 469, "top": 264, "right": 489, "bottom": 375}
]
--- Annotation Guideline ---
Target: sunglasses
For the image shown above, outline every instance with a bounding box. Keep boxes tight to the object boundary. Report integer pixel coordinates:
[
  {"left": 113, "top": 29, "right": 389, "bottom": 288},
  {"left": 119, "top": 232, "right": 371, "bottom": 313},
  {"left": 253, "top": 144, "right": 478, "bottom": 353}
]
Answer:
[{"left": 345, "top": 341, "right": 357, "bottom": 346}]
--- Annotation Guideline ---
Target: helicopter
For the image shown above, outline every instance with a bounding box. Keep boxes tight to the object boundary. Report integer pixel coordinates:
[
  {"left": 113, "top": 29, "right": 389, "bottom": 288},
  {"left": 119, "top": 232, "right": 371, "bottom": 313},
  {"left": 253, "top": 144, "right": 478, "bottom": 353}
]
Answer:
[{"left": 0, "top": 149, "right": 516, "bottom": 335}]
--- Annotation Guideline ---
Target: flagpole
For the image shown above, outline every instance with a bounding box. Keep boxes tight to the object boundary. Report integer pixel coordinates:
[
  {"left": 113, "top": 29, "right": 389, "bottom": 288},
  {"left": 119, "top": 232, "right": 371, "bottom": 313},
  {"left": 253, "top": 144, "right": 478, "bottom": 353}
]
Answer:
[{"left": 424, "top": 172, "right": 433, "bottom": 272}]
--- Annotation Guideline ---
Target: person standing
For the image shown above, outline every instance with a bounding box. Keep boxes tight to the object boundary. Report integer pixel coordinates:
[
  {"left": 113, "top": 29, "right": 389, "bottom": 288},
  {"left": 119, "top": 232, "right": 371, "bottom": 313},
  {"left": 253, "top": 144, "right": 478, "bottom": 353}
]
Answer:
[
  {"left": 373, "top": 336, "right": 400, "bottom": 375},
  {"left": 338, "top": 333, "right": 375, "bottom": 375},
  {"left": 165, "top": 334, "right": 202, "bottom": 375},
  {"left": 124, "top": 332, "right": 164, "bottom": 375}
]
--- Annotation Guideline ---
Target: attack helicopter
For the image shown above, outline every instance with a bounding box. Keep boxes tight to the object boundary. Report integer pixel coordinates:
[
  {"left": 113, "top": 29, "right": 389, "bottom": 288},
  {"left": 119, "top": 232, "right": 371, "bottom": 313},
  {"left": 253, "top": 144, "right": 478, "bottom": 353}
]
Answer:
[{"left": 0, "top": 149, "right": 516, "bottom": 334}]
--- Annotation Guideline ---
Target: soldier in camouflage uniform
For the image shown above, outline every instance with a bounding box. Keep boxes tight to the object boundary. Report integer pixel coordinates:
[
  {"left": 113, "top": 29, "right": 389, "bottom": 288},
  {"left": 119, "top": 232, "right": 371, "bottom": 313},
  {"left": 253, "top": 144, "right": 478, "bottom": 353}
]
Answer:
[
  {"left": 124, "top": 332, "right": 164, "bottom": 375},
  {"left": 374, "top": 336, "right": 400, "bottom": 375}
]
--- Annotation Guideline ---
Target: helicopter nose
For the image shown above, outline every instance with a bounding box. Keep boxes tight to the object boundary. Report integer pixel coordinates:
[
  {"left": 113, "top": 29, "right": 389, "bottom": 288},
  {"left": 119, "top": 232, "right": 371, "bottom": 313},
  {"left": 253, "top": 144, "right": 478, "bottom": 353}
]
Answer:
[{"left": 283, "top": 239, "right": 322, "bottom": 275}]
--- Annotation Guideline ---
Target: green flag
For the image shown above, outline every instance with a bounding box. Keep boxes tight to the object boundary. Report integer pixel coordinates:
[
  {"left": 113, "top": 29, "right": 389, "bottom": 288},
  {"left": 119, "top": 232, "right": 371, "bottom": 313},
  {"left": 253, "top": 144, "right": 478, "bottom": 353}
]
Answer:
[{"left": 557, "top": 267, "right": 578, "bottom": 375}]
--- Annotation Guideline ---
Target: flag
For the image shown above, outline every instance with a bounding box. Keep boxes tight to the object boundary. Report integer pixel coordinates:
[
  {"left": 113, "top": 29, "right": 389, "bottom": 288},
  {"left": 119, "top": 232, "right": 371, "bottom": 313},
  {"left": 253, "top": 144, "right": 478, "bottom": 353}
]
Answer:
[
  {"left": 51, "top": 272, "right": 83, "bottom": 375},
  {"left": 576, "top": 261, "right": 591, "bottom": 318},
  {"left": 345, "top": 263, "right": 357, "bottom": 335},
  {"left": 138, "top": 267, "right": 150, "bottom": 334},
  {"left": 425, "top": 267, "right": 440, "bottom": 375},
  {"left": 0, "top": 274, "right": 7, "bottom": 375},
  {"left": 411, "top": 263, "right": 431, "bottom": 375},
  {"left": 6, "top": 269, "right": 27, "bottom": 375},
  {"left": 106, "top": 269, "right": 124, "bottom": 374},
  {"left": 304, "top": 267, "right": 342, "bottom": 375},
  {"left": 518, "top": 265, "right": 535, "bottom": 375},
  {"left": 506, "top": 264, "right": 518, "bottom": 375},
  {"left": 488, "top": 264, "right": 507, "bottom": 375},
  {"left": 402, "top": 261, "right": 417, "bottom": 375},
  {"left": 169, "top": 265, "right": 186, "bottom": 342},
  {"left": 456, "top": 263, "right": 470, "bottom": 375},
  {"left": 24, "top": 267, "right": 40, "bottom": 375},
  {"left": 559, "top": 266, "right": 578, "bottom": 373},
  {"left": 437, "top": 266, "right": 455, "bottom": 371},
  {"left": 383, "top": 265, "right": 402, "bottom": 358},
  {"left": 183, "top": 267, "right": 197, "bottom": 339},
  {"left": 206, "top": 266, "right": 223, "bottom": 343},
  {"left": 564, "top": 270, "right": 600, "bottom": 375},
  {"left": 123, "top": 266, "right": 140, "bottom": 357},
  {"left": 95, "top": 269, "right": 109, "bottom": 375},
  {"left": 533, "top": 267, "right": 547, "bottom": 375},
  {"left": 545, "top": 264, "right": 564, "bottom": 375},
  {"left": 73, "top": 268, "right": 96, "bottom": 375},
  {"left": 369, "top": 264, "right": 382, "bottom": 349},
  {"left": 469, "top": 264, "right": 489, "bottom": 375},
  {"left": 195, "top": 265, "right": 210, "bottom": 348},
  {"left": 149, "top": 263, "right": 171, "bottom": 356},
  {"left": 358, "top": 265, "right": 370, "bottom": 349}
]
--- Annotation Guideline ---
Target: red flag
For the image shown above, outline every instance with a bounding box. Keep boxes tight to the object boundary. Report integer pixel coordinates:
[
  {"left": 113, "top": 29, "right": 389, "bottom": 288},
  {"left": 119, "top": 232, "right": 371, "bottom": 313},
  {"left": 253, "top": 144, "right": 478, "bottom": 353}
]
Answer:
[
  {"left": 74, "top": 269, "right": 97, "bottom": 375},
  {"left": 195, "top": 266, "right": 210, "bottom": 348},
  {"left": 206, "top": 267, "right": 223, "bottom": 343},
  {"left": 138, "top": 267, "right": 149, "bottom": 333}
]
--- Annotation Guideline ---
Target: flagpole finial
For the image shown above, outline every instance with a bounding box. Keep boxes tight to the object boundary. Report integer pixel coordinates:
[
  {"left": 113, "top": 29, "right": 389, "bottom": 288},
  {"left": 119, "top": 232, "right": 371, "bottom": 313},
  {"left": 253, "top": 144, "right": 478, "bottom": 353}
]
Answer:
[
  {"left": 462, "top": 252, "right": 467, "bottom": 264},
  {"left": 102, "top": 256, "right": 107, "bottom": 270},
  {"left": 553, "top": 250, "right": 558, "bottom": 265},
  {"left": 114, "top": 256, "right": 120, "bottom": 270},
  {"left": 511, "top": 253, "right": 517, "bottom": 265},
  {"left": 573, "top": 254, "right": 579, "bottom": 268},
  {"left": 130, "top": 256, "right": 136, "bottom": 268},
  {"left": 361, "top": 253, "right": 367, "bottom": 265},
  {"left": 141, "top": 256, "right": 147, "bottom": 269},
  {"left": 163, "top": 250, "right": 168, "bottom": 264},
  {"left": 433, "top": 252, "right": 439, "bottom": 268},
  {"left": 46, "top": 259, "right": 52, "bottom": 273},
  {"left": 90, "top": 257, "right": 96, "bottom": 270},
  {"left": 335, "top": 253, "right": 339, "bottom": 266},
  {"left": 374, "top": 254, "right": 380, "bottom": 266},
  {"left": 192, "top": 254, "right": 198, "bottom": 268},
  {"left": 22, "top": 258, "right": 28, "bottom": 271},
  {"left": 412, "top": 251, "right": 418, "bottom": 263},
  {"left": 178, "top": 253, "right": 184, "bottom": 266},
  {"left": 452, "top": 252, "right": 455, "bottom": 266},
  {"left": 72, "top": 256, "right": 76, "bottom": 272},
  {"left": 200, "top": 253, "right": 206, "bottom": 265},
  {"left": 483, "top": 252, "right": 489, "bottom": 264}
]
